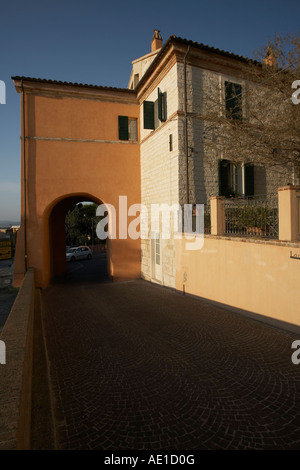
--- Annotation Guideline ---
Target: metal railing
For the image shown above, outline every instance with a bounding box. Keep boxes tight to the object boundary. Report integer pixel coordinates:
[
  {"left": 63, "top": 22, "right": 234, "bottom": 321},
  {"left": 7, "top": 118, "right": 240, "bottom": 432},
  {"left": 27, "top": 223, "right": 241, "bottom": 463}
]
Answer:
[{"left": 224, "top": 197, "right": 279, "bottom": 239}]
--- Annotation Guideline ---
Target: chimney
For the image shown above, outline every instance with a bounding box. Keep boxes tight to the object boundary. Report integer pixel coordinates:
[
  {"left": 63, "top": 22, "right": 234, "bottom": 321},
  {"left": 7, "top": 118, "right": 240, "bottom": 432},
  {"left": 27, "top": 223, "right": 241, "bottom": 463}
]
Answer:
[
  {"left": 263, "top": 47, "right": 277, "bottom": 67},
  {"left": 151, "top": 29, "right": 162, "bottom": 52}
]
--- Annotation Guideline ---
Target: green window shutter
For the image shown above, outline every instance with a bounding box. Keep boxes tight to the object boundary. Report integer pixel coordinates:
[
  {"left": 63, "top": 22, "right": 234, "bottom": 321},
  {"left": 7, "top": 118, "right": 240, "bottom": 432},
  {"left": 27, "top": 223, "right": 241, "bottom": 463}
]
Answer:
[
  {"left": 225, "top": 81, "right": 242, "bottom": 120},
  {"left": 244, "top": 164, "right": 254, "bottom": 197},
  {"left": 158, "top": 89, "right": 167, "bottom": 122},
  {"left": 161, "top": 92, "right": 167, "bottom": 122},
  {"left": 218, "top": 159, "right": 230, "bottom": 197},
  {"left": 158, "top": 89, "right": 162, "bottom": 120},
  {"left": 118, "top": 116, "right": 128, "bottom": 140},
  {"left": 143, "top": 101, "right": 155, "bottom": 129}
]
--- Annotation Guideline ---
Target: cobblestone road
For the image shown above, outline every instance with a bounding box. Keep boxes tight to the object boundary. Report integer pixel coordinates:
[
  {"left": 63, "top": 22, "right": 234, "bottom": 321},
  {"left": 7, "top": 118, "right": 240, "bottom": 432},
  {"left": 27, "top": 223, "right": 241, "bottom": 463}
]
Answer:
[{"left": 43, "top": 277, "right": 300, "bottom": 450}]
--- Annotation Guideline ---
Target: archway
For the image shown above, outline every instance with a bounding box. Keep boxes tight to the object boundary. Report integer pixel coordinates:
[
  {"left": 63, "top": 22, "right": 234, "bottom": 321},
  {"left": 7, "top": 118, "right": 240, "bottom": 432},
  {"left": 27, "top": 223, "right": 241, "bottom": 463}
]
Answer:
[
  {"left": 46, "top": 193, "right": 110, "bottom": 283},
  {"left": 14, "top": 190, "right": 141, "bottom": 289}
]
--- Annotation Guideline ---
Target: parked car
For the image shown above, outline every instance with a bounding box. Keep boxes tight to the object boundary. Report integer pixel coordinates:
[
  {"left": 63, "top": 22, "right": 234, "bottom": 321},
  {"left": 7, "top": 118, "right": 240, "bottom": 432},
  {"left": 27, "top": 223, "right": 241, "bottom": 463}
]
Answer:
[{"left": 66, "top": 246, "right": 92, "bottom": 262}]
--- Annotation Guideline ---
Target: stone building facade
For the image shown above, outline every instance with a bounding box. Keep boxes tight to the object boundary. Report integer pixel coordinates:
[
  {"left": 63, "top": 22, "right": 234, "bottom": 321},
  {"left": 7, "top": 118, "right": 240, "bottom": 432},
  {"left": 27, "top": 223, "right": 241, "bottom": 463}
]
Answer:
[{"left": 130, "top": 32, "right": 294, "bottom": 288}]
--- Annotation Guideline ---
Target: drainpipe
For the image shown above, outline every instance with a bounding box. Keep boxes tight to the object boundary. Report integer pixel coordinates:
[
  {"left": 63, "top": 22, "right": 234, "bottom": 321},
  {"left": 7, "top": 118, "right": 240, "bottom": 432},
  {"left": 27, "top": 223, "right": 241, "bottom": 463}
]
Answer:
[
  {"left": 184, "top": 45, "right": 191, "bottom": 205},
  {"left": 21, "top": 79, "right": 27, "bottom": 271}
]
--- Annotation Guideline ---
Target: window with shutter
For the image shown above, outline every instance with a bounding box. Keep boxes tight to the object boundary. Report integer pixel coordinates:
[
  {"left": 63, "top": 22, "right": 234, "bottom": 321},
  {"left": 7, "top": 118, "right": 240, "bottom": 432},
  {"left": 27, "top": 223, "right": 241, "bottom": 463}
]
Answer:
[
  {"left": 118, "top": 116, "right": 137, "bottom": 141},
  {"left": 225, "top": 81, "right": 242, "bottom": 121},
  {"left": 143, "top": 101, "right": 155, "bottom": 129},
  {"left": 118, "top": 116, "right": 129, "bottom": 140},
  {"left": 219, "top": 160, "right": 255, "bottom": 198}
]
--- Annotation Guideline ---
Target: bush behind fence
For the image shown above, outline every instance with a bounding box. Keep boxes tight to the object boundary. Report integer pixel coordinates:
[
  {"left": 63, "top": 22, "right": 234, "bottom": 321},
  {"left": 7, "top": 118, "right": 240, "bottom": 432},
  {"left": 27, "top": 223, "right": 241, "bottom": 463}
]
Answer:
[{"left": 224, "top": 198, "right": 279, "bottom": 239}]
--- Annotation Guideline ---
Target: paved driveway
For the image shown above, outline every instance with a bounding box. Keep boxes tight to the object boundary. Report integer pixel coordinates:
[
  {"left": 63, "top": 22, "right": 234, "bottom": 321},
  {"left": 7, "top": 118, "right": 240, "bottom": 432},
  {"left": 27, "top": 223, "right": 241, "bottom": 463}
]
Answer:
[{"left": 42, "top": 273, "right": 300, "bottom": 450}]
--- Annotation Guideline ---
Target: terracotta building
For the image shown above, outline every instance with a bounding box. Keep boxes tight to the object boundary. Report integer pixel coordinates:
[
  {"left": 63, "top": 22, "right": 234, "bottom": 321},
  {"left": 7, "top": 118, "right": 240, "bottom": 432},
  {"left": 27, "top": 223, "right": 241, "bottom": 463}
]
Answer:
[
  {"left": 12, "top": 30, "right": 297, "bottom": 308},
  {"left": 12, "top": 78, "right": 141, "bottom": 288}
]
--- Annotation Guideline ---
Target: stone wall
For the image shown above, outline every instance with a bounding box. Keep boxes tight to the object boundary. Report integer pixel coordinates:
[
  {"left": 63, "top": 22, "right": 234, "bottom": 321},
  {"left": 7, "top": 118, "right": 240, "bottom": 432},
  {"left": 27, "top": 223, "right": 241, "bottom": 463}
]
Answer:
[
  {"left": 140, "top": 63, "right": 180, "bottom": 288},
  {"left": 178, "top": 64, "right": 293, "bottom": 205},
  {"left": 0, "top": 268, "right": 35, "bottom": 449}
]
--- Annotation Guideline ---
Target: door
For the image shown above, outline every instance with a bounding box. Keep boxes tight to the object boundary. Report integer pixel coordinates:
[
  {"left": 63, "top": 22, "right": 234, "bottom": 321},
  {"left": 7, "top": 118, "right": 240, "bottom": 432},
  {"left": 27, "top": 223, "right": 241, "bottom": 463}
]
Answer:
[{"left": 151, "top": 232, "right": 162, "bottom": 282}]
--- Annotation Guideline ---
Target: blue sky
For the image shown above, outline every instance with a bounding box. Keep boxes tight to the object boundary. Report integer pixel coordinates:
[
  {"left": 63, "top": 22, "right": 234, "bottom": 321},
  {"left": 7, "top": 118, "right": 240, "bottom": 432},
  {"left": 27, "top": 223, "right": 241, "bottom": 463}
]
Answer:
[{"left": 0, "top": 0, "right": 299, "bottom": 222}]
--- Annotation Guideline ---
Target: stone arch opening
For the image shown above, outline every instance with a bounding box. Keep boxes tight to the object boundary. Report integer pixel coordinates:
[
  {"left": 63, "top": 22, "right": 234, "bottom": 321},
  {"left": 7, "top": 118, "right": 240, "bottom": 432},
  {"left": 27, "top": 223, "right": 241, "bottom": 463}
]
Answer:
[{"left": 45, "top": 193, "right": 110, "bottom": 283}]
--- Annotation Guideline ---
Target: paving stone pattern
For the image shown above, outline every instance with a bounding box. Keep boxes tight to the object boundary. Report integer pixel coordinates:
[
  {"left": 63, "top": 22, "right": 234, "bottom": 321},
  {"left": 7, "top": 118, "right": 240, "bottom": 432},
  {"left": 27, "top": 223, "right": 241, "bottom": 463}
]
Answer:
[{"left": 43, "top": 280, "right": 300, "bottom": 450}]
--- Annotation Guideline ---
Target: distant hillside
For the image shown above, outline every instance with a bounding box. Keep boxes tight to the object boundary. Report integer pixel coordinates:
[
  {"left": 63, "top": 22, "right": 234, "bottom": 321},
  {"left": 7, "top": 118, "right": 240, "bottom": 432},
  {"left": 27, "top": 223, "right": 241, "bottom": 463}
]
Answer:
[{"left": 0, "top": 221, "right": 20, "bottom": 228}]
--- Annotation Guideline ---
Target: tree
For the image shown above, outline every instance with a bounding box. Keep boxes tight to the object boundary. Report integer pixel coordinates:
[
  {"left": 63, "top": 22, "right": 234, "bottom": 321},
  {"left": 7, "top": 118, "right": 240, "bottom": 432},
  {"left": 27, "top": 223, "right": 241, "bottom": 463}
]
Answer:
[
  {"left": 197, "top": 32, "right": 300, "bottom": 171},
  {"left": 65, "top": 203, "right": 104, "bottom": 247},
  {"left": 65, "top": 204, "right": 83, "bottom": 246}
]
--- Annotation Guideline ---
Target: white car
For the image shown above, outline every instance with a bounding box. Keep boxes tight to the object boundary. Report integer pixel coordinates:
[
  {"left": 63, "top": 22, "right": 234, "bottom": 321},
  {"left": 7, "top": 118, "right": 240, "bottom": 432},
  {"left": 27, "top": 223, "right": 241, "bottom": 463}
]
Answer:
[{"left": 66, "top": 246, "right": 92, "bottom": 262}]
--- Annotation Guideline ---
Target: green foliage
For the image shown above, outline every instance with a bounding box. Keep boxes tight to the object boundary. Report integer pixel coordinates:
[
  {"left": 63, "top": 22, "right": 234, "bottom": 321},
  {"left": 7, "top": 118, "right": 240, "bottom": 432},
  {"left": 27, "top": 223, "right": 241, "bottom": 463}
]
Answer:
[
  {"left": 225, "top": 204, "right": 278, "bottom": 237},
  {"left": 65, "top": 203, "right": 104, "bottom": 247}
]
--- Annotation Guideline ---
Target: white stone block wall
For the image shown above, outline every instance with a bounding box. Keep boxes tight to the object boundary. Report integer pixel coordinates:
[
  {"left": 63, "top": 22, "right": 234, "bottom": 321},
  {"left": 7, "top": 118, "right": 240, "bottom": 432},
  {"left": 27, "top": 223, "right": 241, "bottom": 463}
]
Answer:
[
  {"left": 128, "top": 48, "right": 161, "bottom": 89},
  {"left": 140, "top": 117, "right": 179, "bottom": 287},
  {"left": 140, "top": 63, "right": 180, "bottom": 288},
  {"left": 140, "top": 63, "right": 179, "bottom": 141}
]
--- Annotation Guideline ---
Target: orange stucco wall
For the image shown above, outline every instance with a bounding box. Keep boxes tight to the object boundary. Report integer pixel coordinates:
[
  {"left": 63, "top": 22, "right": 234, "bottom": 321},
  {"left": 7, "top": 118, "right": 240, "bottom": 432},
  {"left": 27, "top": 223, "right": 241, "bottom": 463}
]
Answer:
[{"left": 14, "top": 85, "right": 141, "bottom": 288}]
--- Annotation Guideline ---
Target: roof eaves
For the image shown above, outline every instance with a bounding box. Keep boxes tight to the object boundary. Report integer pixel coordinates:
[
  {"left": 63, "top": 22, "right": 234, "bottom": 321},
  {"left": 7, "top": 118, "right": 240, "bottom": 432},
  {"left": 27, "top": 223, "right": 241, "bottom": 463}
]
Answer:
[
  {"left": 173, "top": 36, "right": 260, "bottom": 65},
  {"left": 11, "top": 76, "right": 136, "bottom": 94}
]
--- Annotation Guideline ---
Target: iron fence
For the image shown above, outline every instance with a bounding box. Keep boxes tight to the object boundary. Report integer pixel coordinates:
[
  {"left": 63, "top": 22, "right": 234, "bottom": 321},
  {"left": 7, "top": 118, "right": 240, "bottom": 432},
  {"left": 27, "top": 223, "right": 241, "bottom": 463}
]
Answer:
[{"left": 224, "top": 197, "right": 278, "bottom": 239}]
